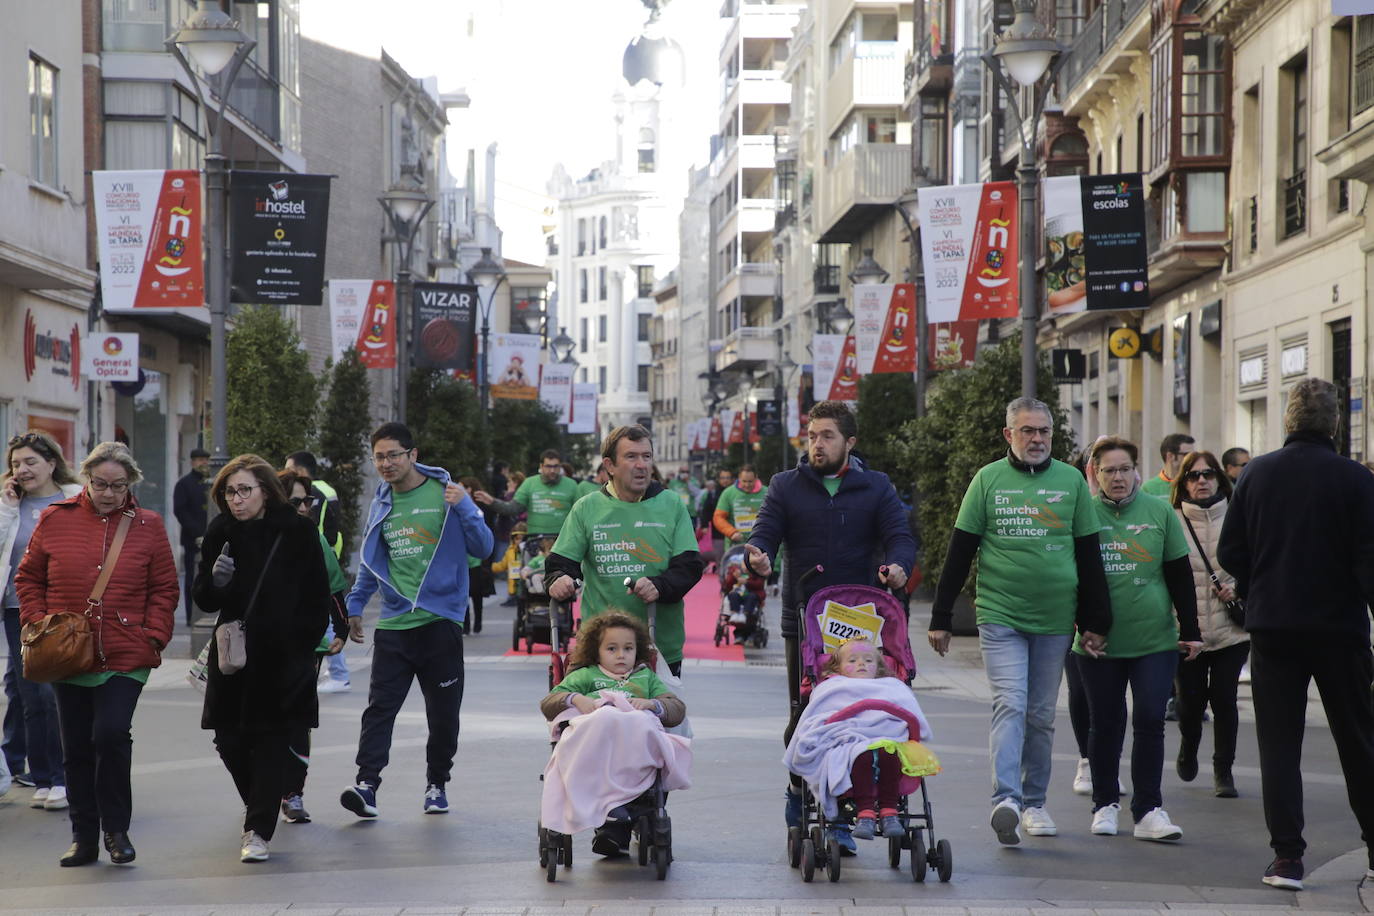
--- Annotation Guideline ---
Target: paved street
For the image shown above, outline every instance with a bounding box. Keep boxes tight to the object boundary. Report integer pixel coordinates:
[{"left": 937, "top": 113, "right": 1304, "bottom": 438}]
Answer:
[{"left": 0, "top": 590, "right": 1370, "bottom": 916}]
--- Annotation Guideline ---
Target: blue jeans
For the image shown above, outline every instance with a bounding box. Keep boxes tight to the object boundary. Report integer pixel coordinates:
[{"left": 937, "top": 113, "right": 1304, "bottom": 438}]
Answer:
[
  {"left": 324, "top": 649, "right": 349, "bottom": 682},
  {"left": 3, "top": 607, "right": 64, "bottom": 788},
  {"left": 978, "top": 624, "right": 1072, "bottom": 810},
  {"left": 1078, "top": 648, "right": 1177, "bottom": 821}
]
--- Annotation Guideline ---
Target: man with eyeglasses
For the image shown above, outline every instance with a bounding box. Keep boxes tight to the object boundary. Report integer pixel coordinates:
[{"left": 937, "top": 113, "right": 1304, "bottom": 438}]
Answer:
[
  {"left": 474, "top": 449, "right": 579, "bottom": 538},
  {"left": 285, "top": 451, "right": 343, "bottom": 559},
  {"left": 927, "top": 396, "right": 1111, "bottom": 847},
  {"left": 1142, "top": 433, "right": 1195, "bottom": 498},
  {"left": 172, "top": 447, "right": 211, "bottom": 626},
  {"left": 1221, "top": 447, "right": 1250, "bottom": 482},
  {"left": 338, "top": 422, "right": 493, "bottom": 821}
]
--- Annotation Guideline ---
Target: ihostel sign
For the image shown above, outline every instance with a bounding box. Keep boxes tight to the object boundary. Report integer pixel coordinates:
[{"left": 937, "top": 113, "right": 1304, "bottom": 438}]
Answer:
[
  {"left": 82, "top": 333, "right": 139, "bottom": 381},
  {"left": 230, "top": 171, "right": 332, "bottom": 305}
]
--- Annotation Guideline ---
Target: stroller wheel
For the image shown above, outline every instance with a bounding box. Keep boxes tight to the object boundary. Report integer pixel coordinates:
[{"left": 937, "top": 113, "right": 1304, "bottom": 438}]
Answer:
[
  {"left": 887, "top": 832, "right": 902, "bottom": 869},
  {"left": 637, "top": 815, "right": 651, "bottom": 866},
  {"left": 652, "top": 843, "right": 669, "bottom": 879},
  {"left": 936, "top": 838, "right": 953, "bottom": 882},
  {"left": 511, "top": 616, "right": 521, "bottom": 652},
  {"left": 562, "top": 832, "right": 573, "bottom": 868},
  {"left": 761, "top": 629, "right": 769, "bottom": 647},
  {"left": 787, "top": 825, "right": 802, "bottom": 868},
  {"left": 825, "top": 836, "right": 842, "bottom": 883},
  {"left": 909, "top": 831, "right": 927, "bottom": 883},
  {"left": 800, "top": 838, "right": 816, "bottom": 882},
  {"left": 538, "top": 826, "right": 549, "bottom": 867},
  {"left": 546, "top": 848, "right": 558, "bottom": 883}
]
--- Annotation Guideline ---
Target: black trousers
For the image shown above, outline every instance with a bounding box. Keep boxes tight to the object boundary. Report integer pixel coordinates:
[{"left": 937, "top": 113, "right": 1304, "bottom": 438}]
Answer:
[
  {"left": 53, "top": 677, "right": 143, "bottom": 839},
  {"left": 182, "top": 542, "right": 199, "bottom": 626},
  {"left": 1250, "top": 630, "right": 1374, "bottom": 860},
  {"left": 1175, "top": 640, "right": 1249, "bottom": 768},
  {"left": 1064, "top": 649, "right": 1091, "bottom": 759},
  {"left": 283, "top": 658, "right": 323, "bottom": 798},
  {"left": 356, "top": 620, "right": 465, "bottom": 789},
  {"left": 214, "top": 728, "right": 292, "bottom": 840}
]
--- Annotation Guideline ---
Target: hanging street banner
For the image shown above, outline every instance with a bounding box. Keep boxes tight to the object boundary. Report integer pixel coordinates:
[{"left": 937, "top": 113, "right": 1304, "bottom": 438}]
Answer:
[
  {"left": 412, "top": 282, "right": 477, "bottom": 372},
  {"left": 538, "top": 361, "right": 576, "bottom": 424},
  {"left": 728, "top": 410, "right": 745, "bottom": 445},
  {"left": 229, "top": 171, "right": 332, "bottom": 305},
  {"left": 929, "top": 320, "right": 980, "bottom": 371},
  {"left": 82, "top": 333, "right": 139, "bottom": 382},
  {"left": 814, "top": 335, "right": 860, "bottom": 402},
  {"left": 93, "top": 169, "right": 204, "bottom": 312},
  {"left": 568, "top": 383, "right": 598, "bottom": 434},
  {"left": 917, "top": 181, "right": 1018, "bottom": 323},
  {"left": 756, "top": 398, "right": 783, "bottom": 438},
  {"left": 488, "top": 333, "right": 541, "bottom": 400},
  {"left": 854, "top": 283, "right": 918, "bottom": 374},
  {"left": 1043, "top": 173, "right": 1150, "bottom": 314},
  {"left": 718, "top": 408, "right": 737, "bottom": 445},
  {"left": 707, "top": 415, "right": 725, "bottom": 450},
  {"left": 328, "top": 280, "right": 370, "bottom": 361},
  {"left": 355, "top": 281, "right": 397, "bottom": 369}
]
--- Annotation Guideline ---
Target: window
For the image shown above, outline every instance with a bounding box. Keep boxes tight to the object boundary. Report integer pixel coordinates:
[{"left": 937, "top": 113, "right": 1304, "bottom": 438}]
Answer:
[
  {"left": 1356, "top": 16, "right": 1374, "bottom": 116},
  {"left": 579, "top": 317, "right": 588, "bottom": 353},
  {"left": 598, "top": 366, "right": 607, "bottom": 394},
  {"left": 577, "top": 219, "right": 586, "bottom": 256},
  {"left": 598, "top": 314, "right": 608, "bottom": 343},
  {"left": 1283, "top": 54, "right": 1309, "bottom": 238},
  {"left": 1150, "top": 37, "right": 1173, "bottom": 170},
  {"left": 578, "top": 269, "right": 588, "bottom": 303},
  {"left": 637, "top": 313, "right": 651, "bottom": 341},
  {"left": 865, "top": 114, "right": 897, "bottom": 143},
  {"left": 1056, "top": 0, "right": 1086, "bottom": 42},
  {"left": 918, "top": 99, "right": 947, "bottom": 182},
  {"left": 1136, "top": 113, "right": 1145, "bottom": 173},
  {"left": 1180, "top": 32, "right": 1226, "bottom": 158},
  {"left": 638, "top": 128, "right": 656, "bottom": 173},
  {"left": 637, "top": 365, "right": 650, "bottom": 392},
  {"left": 635, "top": 265, "right": 655, "bottom": 298},
  {"left": 510, "top": 286, "right": 545, "bottom": 335},
  {"left": 598, "top": 266, "right": 607, "bottom": 301},
  {"left": 29, "top": 55, "right": 58, "bottom": 186},
  {"left": 599, "top": 216, "right": 608, "bottom": 249}
]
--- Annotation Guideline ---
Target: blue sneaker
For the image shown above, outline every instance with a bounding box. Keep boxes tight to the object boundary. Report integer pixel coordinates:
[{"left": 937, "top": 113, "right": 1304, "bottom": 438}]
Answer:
[
  {"left": 340, "top": 781, "right": 378, "bottom": 818},
  {"left": 828, "top": 824, "right": 857, "bottom": 856},
  {"left": 423, "top": 784, "right": 448, "bottom": 814},
  {"left": 784, "top": 786, "right": 803, "bottom": 828}
]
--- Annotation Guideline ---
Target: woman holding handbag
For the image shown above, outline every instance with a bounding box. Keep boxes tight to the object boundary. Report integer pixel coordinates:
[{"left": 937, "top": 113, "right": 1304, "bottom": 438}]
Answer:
[
  {"left": 1171, "top": 450, "right": 1249, "bottom": 798},
  {"left": 15, "top": 441, "right": 178, "bottom": 867},
  {"left": 194, "top": 455, "right": 331, "bottom": 863}
]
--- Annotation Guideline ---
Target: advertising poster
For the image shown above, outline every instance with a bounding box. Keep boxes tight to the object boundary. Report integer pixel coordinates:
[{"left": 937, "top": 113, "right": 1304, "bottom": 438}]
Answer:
[
  {"left": 828, "top": 336, "right": 860, "bottom": 401},
  {"left": 854, "top": 283, "right": 918, "bottom": 374},
  {"left": 568, "top": 383, "right": 598, "bottom": 434},
  {"left": 83, "top": 333, "right": 139, "bottom": 382},
  {"left": 728, "top": 410, "right": 745, "bottom": 445},
  {"left": 328, "top": 280, "right": 370, "bottom": 361},
  {"left": 811, "top": 334, "right": 844, "bottom": 403},
  {"left": 756, "top": 398, "right": 783, "bottom": 438},
  {"left": 1043, "top": 173, "right": 1149, "bottom": 313},
  {"left": 538, "top": 361, "right": 575, "bottom": 424},
  {"left": 411, "top": 282, "right": 476, "bottom": 371},
  {"left": 355, "top": 281, "right": 397, "bottom": 369},
  {"left": 488, "top": 333, "right": 541, "bottom": 400},
  {"left": 929, "top": 320, "right": 979, "bottom": 371},
  {"left": 917, "top": 181, "right": 1018, "bottom": 323},
  {"left": 718, "top": 409, "right": 737, "bottom": 445},
  {"left": 93, "top": 169, "right": 204, "bottom": 311},
  {"left": 229, "top": 171, "right": 332, "bottom": 305},
  {"left": 707, "top": 415, "right": 724, "bottom": 450}
]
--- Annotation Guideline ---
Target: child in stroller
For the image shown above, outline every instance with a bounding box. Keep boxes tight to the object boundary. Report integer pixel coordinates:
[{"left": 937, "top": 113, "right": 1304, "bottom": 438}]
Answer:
[
  {"left": 523, "top": 536, "right": 555, "bottom": 595},
  {"left": 715, "top": 544, "right": 769, "bottom": 647},
  {"left": 538, "top": 612, "right": 689, "bottom": 879}
]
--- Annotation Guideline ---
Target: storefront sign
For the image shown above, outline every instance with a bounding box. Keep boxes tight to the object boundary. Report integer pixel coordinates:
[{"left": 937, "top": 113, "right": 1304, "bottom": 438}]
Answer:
[
  {"left": 1043, "top": 173, "right": 1150, "bottom": 314},
  {"left": 23, "top": 309, "right": 81, "bottom": 390},
  {"left": 1239, "top": 354, "right": 1266, "bottom": 388},
  {"left": 83, "top": 332, "right": 139, "bottom": 381},
  {"left": 1280, "top": 343, "right": 1308, "bottom": 378},
  {"left": 411, "top": 282, "right": 477, "bottom": 372},
  {"left": 93, "top": 169, "right": 204, "bottom": 311},
  {"left": 355, "top": 282, "right": 397, "bottom": 369},
  {"left": 229, "top": 171, "right": 332, "bottom": 305},
  {"left": 917, "top": 181, "right": 1019, "bottom": 323}
]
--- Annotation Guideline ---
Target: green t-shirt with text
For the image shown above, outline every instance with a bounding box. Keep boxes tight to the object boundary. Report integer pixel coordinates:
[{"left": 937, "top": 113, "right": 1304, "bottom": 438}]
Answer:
[
  {"left": 1074, "top": 492, "right": 1189, "bottom": 658},
  {"left": 552, "top": 488, "right": 699, "bottom": 663},
  {"left": 551, "top": 663, "right": 672, "bottom": 699},
  {"left": 515, "top": 475, "right": 580, "bottom": 535},
  {"left": 1141, "top": 474, "right": 1173, "bottom": 498},
  {"left": 954, "top": 458, "right": 1099, "bottom": 634},
  {"left": 377, "top": 477, "right": 445, "bottom": 631},
  {"left": 576, "top": 479, "right": 601, "bottom": 503},
  {"left": 716, "top": 483, "right": 768, "bottom": 534}
]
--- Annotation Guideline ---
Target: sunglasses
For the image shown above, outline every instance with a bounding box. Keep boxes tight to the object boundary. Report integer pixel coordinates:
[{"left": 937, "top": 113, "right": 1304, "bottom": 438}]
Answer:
[
  {"left": 7, "top": 433, "right": 52, "bottom": 457},
  {"left": 1183, "top": 468, "right": 1217, "bottom": 481},
  {"left": 289, "top": 495, "right": 317, "bottom": 509}
]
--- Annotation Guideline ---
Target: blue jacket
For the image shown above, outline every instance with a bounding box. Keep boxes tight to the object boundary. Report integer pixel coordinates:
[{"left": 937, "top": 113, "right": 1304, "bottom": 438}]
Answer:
[
  {"left": 346, "top": 462, "right": 494, "bottom": 625},
  {"left": 747, "top": 453, "right": 916, "bottom": 638}
]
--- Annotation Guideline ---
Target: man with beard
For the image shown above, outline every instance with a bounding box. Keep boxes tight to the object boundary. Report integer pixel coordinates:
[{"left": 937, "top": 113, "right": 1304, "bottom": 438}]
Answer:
[{"left": 743, "top": 400, "right": 915, "bottom": 848}]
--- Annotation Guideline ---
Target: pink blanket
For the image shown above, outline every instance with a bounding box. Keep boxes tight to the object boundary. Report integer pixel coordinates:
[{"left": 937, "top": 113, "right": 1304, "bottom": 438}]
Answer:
[{"left": 540, "top": 692, "right": 692, "bottom": 835}]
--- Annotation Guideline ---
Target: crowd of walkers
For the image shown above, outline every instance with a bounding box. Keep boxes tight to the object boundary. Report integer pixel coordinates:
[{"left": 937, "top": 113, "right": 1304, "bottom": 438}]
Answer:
[{"left": 1, "top": 382, "right": 1371, "bottom": 896}]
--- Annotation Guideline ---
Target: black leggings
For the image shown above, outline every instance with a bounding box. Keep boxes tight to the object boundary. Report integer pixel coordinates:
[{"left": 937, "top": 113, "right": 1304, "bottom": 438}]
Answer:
[
  {"left": 1175, "top": 640, "right": 1249, "bottom": 767},
  {"left": 1065, "top": 649, "right": 1090, "bottom": 759}
]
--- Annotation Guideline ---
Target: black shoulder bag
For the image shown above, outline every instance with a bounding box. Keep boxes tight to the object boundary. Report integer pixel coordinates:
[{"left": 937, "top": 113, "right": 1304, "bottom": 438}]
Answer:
[{"left": 1180, "top": 512, "right": 1245, "bottom": 628}]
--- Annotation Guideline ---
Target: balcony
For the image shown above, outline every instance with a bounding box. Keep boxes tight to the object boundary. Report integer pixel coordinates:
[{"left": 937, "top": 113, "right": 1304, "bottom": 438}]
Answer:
[
  {"left": 813, "top": 265, "right": 841, "bottom": 295},
  {"left": 817, "top": 143, "right": 910, "bottom": 243},
  {"left": 826, "top": 42, "right": 904, "bottom": 134},
  {"left": 740, "top": 134, "right": 779, "bottom": 170},
  {"left": 715, "top": 326, "right": 776, "bottom": 373},
  {"left": 774, "top": 201, "right": 797, "bottom": 232},
  {"left": 739, "top": 262, "right": 777, "bottom": 297},
  {"left": 739, "top": 197, "right": 778, "bottom": 234},
  {"left": 1147, "top": 171, "right": 1228, "bottom": 295},
  {"left": 910, "top": 37, "right": 954, "bottom": 98},
  {"left": 1059, "top": 0, "right": 1149, "bottom": 106}
]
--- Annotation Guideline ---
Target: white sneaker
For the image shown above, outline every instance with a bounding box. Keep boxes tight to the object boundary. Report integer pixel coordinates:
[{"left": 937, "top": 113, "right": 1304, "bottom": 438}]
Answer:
[
  {"left": 1072, "top": 758, "right": 1092, "bottom": 795},
  {"left": 30, "top": 787, "right": 50, "bottom": 809},
  {"left": 1133, "top": 807, "right": 1182, "bottom": 842},
  {"left": 990, "top": 798, "right": 1022, "bottom": 846},
  {"left": 44, "top": 785, "right": 68, "bottom": 810},
  {"left": 1021, "top": 806, "right": 1057, "bottom": 837},
  {"left": 317, "top": 678, "right": 351, "bottom": 694},
  {"left": 240, "top": 830, "right": 269, "bottom": 862},
  {"left": 1091, "top": 803, "right": 1120, "bottom": 835}
]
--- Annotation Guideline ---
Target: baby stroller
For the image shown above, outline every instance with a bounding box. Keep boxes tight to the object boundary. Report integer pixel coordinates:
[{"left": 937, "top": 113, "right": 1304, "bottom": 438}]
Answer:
[
  {"left": 714, "top": 544, "right": 769, "bottom": 648},
  {"left": 512, "top": 534, "right": 575, "bottom": 659},
  {"left": 785, "top": 580, "right": 952, "bottom": 884},
  {"left": 538, "top": 595, "right": 676, "bottom": 882}
]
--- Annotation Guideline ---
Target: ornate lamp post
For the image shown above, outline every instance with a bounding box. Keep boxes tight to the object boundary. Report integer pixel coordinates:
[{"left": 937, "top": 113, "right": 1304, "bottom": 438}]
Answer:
[
  {"left": 468, "top": 247, "right": 508, "bottom": 418},
  {"left": 894, "top": 190, "right": 931, "bottom": 418},
  {"left": 380, "top": 179, "right": 433, "bottom": 424}
]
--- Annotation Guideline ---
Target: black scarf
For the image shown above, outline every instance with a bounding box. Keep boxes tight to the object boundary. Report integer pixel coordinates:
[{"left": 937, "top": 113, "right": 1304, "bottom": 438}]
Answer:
[{"left": 1005, "top": 449, "right": 1053, "bottom": 474}]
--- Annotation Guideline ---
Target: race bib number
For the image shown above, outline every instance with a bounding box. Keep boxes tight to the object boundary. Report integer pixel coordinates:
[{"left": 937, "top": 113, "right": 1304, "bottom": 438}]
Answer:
[{"left": 818, "top": 600, "right": 884, "bottom": 652}]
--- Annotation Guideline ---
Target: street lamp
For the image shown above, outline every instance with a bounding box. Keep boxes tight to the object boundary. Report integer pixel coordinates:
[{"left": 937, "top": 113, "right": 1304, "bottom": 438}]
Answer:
[
  {"left": 775, "top": 349, "right": 798, "bottom": 471},
  {"left": 551, "top": 326, "right": 576, "bottom": 364},
  {"left": 469, "top": 246, "right": 508, "bottom": 417},
  {"left": 821, "top": 299, "right": 853, "bottom": 335},
  {"left": 894, "top": 189, "right": 931, "bottom": 419},
  {"left": 848, "top": 249, "right": 890, "bottom": 286},
  {"left": 983, "top": 0, "right": 1065, "bottom": 399},
  {"left": 166, "top": 0, "right": 255, "bottom": 470},
  {"left": 380, "top": 178, "right": 434, "bottom": 424}
]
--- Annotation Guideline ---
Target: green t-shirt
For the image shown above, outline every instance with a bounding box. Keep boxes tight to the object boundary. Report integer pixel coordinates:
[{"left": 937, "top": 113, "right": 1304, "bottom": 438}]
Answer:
[
  {"left": 514, "top": 475, "right": 581, "bottom": 535},
  {"left": 1141, "top": 473, "right": 1173, "bottom": 498},
  {"left": 551, "top": 663, "right": 672, "bottom": 699},
  {"left": 61, "top": 668, "right": 150, "bottom": 688},
  {"left": 1074, "top": 491, "right": 1190, "bottom": 658},
  {"left": 821, "top": 475, "right": 842, "bottom": 496},
  {"left": 576, "top": 479, "right": 601, "bottom": 503},
  {"left": 552, "top": 488, "right": 699, "bottom": 663},
  {"left": 376, "top": 477, "right": 445, "bottom": 631},
  {"left": 527, "top": 553, "right": 547, "bottom": 573},
  {"left": 954, "top": 458, "right": 1100, "bottom": 634},
  {"left": 716, "top": 483, "right": 769, "bottom": 534}
]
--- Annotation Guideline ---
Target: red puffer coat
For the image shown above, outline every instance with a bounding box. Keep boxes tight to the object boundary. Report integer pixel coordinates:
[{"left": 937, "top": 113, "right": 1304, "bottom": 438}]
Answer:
[{"left": 16, "top": 490, "right": 179, "bottom": 672}]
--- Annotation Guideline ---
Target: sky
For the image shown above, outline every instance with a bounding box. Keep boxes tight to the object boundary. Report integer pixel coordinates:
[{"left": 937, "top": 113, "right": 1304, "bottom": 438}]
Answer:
[{"left": 300, "top": 0, "right": 724, "bottom": 265}]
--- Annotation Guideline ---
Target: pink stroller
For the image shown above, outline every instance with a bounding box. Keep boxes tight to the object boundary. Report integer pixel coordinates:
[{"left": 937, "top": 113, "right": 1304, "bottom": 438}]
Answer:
[{"left": 786, "top": 582, "right": 952, "bottom": 883}]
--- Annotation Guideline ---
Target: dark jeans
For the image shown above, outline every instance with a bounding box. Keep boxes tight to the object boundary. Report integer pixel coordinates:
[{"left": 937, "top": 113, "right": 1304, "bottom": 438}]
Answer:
[
  {"left": 3, "top": 607, "right": 27, "bottom": 773},
  {"left": 1064, "top": 649, "right": 1090, "bottom": 759},
  {"left": 53, "top": 676, "right": 143, "bottom": 839},
  {"left": 1250, "top": 630, "right": 1374, "bottom": 860},
  {"left": 214, "top": 728, "right": 291, "bottom": 840},
  {"left": 1175, "top": 640, "right": 1249, "bottom": 768},
  {"left": 4, "top": 607, "right": 65, "bottom": 787},
  {"left": 356, "top": 620, "right": 465, "bottom": 789},
  {"left": 848, "top": 749, "right": 903, "bottom": 812},
  {"left": 182, "top": 542, "right": 199, "bottom": 626},
  {"left": 1079, "top": 649, "right": 1177, "bottom": 821}
]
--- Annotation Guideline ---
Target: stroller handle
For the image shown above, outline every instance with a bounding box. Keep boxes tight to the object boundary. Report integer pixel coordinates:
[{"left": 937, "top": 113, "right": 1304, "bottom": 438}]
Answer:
[
  {"left": 623, "top": 576, "right": 658, "bottom": 641},
  {"left": 825, "top": 698, "right": 925, "bottom": 742},
  {"left": 797, "top": 564, "right": 825, "bottom": 589}
]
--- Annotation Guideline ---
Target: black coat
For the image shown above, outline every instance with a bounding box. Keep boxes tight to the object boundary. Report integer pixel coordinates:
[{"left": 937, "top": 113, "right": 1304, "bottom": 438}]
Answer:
[
  {"left": 173, "top": 470, "right": 210, "bottom": 546},
  {"left": 194, "top": 504, "right": 332, "bottom": 732}
]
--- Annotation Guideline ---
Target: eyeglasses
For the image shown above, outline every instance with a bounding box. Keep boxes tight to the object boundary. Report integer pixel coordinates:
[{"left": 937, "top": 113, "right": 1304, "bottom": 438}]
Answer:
[
  {"left": 224, "top": 484, "right": 259, "bottom": 500},
  {"left": 289, "top": 495, "right": 316, "bottom": 509},
  {"left": 89, "top": 478, "right": 129, "bottom": 494},
  {"left": 1183, "top": 468, "right": 1217, "bottom": 482},
  {"left": 1099, "top": 465, "right": 1135, "bottom": 478},
  {"left": 1014, "top": 426, "right": 1053, "bottom": 438},
  {"left": 372, "top": 448, "right": 412, "bottom": 465}
]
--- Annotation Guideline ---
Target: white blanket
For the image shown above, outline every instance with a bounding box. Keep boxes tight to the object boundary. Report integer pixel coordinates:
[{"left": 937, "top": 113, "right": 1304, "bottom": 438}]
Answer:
[{"left": 782, "top": 676, "right": 932, "bottom": 818}]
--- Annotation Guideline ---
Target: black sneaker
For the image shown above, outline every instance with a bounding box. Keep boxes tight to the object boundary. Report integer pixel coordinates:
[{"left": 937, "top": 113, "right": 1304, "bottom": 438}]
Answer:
[
  {"left": 280, "top": 793, "right": 311, "bottom": 823},
  {"left": 591, "top": 828, "right": 627, "bottom": 857},
  {"left": 13, "top": 772, "right": 36, "bottom": 788},
  {"left": 1262, "top": 857, "right": 1304, "bottom": 890}
]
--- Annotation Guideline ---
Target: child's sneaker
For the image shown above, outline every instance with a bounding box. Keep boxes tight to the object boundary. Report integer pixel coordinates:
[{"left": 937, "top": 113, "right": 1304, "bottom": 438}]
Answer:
[
  {"left": 784, "top": 785, "right": 803, "bottom": 828},
  {"left": 827, "top": 824, "right": 857, "bottom": 855},
  {"left": 879, "top": 811, "right": 902, "bottom": 836},
  {"left": 852, "top": 811, "right": 876, "bottom": 840}
]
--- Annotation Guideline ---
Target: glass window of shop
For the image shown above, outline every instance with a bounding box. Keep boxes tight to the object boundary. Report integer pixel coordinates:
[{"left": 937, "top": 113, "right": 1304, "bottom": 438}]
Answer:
[{"left": 115, "top": 370, "right": 168, "bottom": 517}]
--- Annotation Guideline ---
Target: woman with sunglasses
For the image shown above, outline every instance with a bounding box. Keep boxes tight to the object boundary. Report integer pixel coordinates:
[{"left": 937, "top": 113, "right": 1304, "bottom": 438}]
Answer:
[
  {"left": 194, "top": 455, "right": 331, "bottom": 864},
  {"left": 1170, "top": 450, "right": 1248, "bottom": 798},
  {"left": 2, "top": 432, "right": 82, "bottom": 812},
  {"left": 15, "top": 441, "right": 178, "bottom": 866}
]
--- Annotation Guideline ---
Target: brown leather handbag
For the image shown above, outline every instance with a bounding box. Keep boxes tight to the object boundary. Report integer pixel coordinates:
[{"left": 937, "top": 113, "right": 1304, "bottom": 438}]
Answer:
[{"left": 21, "top": 509, "right": 134, "bottom": 683}]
